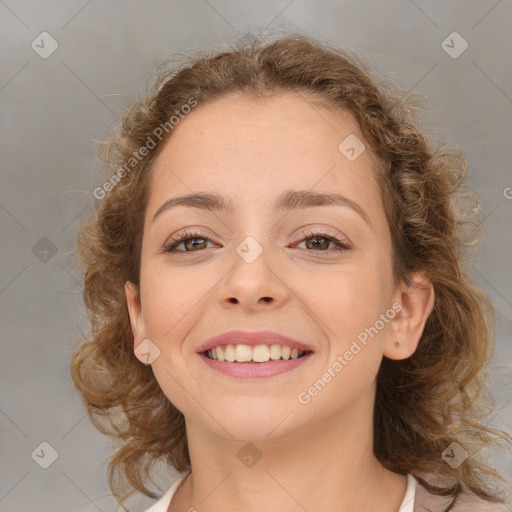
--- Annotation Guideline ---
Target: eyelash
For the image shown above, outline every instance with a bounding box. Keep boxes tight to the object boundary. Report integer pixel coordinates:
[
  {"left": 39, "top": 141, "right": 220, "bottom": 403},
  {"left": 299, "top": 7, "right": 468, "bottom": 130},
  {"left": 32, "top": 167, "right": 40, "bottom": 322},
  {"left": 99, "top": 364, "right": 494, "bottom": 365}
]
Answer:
[{"left": 162, "top": 228, "right": 352, "bottom": 254}]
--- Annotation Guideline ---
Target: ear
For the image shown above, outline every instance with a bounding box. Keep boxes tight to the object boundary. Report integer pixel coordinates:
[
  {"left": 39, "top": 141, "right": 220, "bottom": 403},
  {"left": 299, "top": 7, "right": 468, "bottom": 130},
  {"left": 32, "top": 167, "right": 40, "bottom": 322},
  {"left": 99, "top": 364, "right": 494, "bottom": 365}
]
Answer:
[
  {"left": 384, "top": 271, "right": 435, "bottom": 360},
  {"left": 125, "top": 281, "right": 146, "bottom": 349}
]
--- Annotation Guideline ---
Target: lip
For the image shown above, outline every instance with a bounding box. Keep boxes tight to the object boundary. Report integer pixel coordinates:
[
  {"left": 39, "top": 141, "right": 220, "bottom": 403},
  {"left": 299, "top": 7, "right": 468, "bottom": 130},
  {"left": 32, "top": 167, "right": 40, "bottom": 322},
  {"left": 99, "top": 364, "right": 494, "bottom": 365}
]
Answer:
[
  {"left": 198, "top": 351, "right": 314, "bottom": 379},
  {"left": 195, "top": 330, "right": 314, "bottom": 354}
]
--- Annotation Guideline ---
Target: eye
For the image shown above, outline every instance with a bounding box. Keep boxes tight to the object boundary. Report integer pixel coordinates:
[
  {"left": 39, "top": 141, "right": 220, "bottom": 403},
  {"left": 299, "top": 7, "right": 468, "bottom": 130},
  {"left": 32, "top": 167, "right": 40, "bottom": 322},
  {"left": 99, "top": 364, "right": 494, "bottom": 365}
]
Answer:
[
  {"left": 163, "top": 229, "right": 217, "bottom": 253},
  {"left": 293, "top": 229, "right": 352, "bottom": 252},
  {"left": 162, "top": 228, "right": 352, "bottom": 254}
]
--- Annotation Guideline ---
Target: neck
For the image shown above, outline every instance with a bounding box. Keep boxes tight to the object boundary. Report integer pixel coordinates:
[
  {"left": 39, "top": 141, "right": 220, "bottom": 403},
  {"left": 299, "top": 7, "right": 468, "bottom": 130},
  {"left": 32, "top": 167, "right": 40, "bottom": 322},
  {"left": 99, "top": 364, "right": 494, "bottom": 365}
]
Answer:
[{"left": 170, "top": 398, "right": 407, "bottom": 512}]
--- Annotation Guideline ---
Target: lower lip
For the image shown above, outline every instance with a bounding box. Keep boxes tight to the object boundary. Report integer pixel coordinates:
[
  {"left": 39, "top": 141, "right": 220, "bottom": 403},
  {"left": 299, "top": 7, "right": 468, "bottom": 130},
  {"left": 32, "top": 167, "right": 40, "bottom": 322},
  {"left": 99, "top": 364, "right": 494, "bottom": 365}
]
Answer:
[{"left": 198, "top": 352, "right": 313, "bottom": 379}]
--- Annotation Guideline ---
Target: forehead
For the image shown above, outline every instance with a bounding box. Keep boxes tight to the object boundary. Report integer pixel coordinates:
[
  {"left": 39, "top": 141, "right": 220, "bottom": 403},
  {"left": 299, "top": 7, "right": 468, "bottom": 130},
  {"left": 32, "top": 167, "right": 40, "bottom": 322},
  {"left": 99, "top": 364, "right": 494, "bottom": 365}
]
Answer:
[
  {"left": 145, "top": 92, "right": 384, "bottom": 223},
  {"left": 158, "top": 92, "right": 366, "bottom": 158}
]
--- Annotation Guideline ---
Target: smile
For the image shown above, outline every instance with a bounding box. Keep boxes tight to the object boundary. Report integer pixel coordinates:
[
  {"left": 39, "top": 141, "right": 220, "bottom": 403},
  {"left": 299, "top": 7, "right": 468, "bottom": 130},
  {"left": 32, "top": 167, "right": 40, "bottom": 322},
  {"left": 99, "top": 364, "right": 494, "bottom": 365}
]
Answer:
[
  {"left": 199, "top": 346, "right": 313, "bottom": 379},
  {"left": 204, "top": 343, "right": 308, "bottom": 363},
  {"left": 197, "top": 330, "right": 314, "bottom": 378}
]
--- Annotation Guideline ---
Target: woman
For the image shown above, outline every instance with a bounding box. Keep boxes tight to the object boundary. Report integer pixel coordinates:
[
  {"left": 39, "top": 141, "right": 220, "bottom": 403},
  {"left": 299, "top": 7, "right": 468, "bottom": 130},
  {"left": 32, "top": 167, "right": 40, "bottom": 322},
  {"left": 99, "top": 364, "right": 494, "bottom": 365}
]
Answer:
[{"left": 71, "top": 33, "right": 511, "bottom": 511}]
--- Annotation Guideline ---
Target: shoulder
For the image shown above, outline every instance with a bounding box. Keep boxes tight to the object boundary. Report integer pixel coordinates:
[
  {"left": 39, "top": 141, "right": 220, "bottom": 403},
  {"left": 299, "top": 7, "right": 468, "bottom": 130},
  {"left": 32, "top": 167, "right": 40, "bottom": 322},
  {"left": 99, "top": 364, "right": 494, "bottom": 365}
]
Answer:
[
  {"left": 413, "top": 477, "right": 512, "bottom": 512},
  {"left": 447, "top": 499, "right": 511, "bottom": 512},
  {"left": 448, "top": 499, "right": 512, "bottom": 512},
  {"left": 143, "top": 471, "right": 191, "bottom": 512}
]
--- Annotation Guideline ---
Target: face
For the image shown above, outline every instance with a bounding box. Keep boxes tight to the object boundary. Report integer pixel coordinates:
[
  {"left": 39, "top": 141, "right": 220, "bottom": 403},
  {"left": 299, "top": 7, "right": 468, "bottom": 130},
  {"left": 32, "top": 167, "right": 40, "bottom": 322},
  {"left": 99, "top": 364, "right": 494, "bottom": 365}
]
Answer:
[{"left": 125, "top": 92, "right": 404, "bottom": 441}]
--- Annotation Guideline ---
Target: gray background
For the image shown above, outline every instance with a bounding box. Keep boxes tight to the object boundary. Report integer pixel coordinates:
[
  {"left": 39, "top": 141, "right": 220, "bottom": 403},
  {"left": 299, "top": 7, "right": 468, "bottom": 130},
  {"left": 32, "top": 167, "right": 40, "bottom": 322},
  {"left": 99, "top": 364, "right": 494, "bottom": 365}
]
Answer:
[{"left": 1, "top": 1, "right": 511, "bottom": 510}]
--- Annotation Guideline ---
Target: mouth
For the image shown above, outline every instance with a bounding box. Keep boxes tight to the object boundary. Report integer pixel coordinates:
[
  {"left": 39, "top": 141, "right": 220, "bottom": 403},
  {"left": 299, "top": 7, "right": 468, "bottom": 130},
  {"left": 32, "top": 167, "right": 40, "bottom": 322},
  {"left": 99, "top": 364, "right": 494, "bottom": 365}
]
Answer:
[
  {"left": 203, "top": 344, "right": 312, "bottom": 363},
  {"left": 196, "top": 330, "right": 315, "bottom": 378},
  {"left": 198, "top": 344, "right": 314, "bottom": 379}
]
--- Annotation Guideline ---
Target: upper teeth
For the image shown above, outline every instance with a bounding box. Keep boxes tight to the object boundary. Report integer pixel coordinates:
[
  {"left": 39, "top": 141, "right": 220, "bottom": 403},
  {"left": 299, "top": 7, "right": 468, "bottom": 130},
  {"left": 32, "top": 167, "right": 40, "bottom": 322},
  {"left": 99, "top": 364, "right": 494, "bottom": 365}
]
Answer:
[{"left": 206, "top": 344, "right": 305, "bottom": 362}]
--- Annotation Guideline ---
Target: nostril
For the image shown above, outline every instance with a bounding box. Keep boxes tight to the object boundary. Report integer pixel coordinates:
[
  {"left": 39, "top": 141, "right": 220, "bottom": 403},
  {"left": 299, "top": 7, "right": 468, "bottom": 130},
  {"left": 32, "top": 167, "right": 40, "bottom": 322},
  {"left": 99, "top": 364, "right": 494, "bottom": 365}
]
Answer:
[{"left": 227, "top": 297, "right": 273, "bottom": 303}]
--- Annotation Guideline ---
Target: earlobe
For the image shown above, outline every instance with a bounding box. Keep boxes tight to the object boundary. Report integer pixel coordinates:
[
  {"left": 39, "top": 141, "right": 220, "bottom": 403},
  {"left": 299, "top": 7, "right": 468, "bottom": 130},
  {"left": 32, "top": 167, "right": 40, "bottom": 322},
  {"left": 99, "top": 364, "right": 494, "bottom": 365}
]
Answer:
[
  {"left": 384, "top": 272, "right": 435, "bottom": 360},
  {"left": 124, "top": 281, "right": 144, "bottom": 345}
]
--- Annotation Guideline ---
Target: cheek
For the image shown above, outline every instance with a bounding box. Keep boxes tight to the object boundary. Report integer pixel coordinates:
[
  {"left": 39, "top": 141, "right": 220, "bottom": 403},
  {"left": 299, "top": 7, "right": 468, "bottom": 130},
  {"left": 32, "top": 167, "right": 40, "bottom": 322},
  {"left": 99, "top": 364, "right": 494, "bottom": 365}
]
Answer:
[
  {"left": 140, "top": 264, "right": 208, "bottom": 339},
  {"left": 140, "top": 267, "right": 203, "bottom": 412},
  {"left": 303, "top": 264, "right": 386, "bottom": 338},
  {"left": 302, "top": 262, "right": 392, "bottom": 389}
]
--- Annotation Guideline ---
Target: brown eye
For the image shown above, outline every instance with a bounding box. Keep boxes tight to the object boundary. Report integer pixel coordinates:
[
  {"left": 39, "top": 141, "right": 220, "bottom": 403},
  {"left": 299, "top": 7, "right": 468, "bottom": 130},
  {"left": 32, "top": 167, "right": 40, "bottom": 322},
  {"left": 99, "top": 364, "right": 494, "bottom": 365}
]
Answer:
[
  {"left": 305, "top": 236, "right": 331, "bottom": 250},
  {"left": 182, "top": 237, "right": 208, "bottom": 251},
  {"left": 163, "top": 230, "right": 215, "bottom": 253},
  {"left": 294, "top": 230, "right": 352, "bottom": 253}
]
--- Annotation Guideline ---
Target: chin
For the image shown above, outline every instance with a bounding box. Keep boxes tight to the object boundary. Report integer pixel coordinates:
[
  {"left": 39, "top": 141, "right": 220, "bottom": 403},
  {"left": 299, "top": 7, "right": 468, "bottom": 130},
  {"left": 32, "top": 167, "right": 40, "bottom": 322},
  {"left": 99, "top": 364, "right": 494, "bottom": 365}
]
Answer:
[{"left": 208, "top": 400, "right": 302, "bottom": 441}]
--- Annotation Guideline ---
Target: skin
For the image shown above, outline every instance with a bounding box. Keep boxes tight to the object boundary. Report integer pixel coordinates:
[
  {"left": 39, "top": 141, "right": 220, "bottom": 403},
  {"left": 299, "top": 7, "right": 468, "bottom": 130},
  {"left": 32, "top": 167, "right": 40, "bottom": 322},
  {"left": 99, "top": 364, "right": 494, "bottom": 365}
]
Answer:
[{"left": 125, "top": 92, "right": 434, "bottom": 512}]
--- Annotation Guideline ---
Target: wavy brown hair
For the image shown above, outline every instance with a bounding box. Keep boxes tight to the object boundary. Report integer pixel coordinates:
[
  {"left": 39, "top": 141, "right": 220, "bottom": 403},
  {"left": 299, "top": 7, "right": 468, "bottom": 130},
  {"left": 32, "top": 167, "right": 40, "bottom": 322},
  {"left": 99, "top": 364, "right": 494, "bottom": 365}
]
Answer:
[{"left": 71, "top": 31, "right": 511, "bottom": 510}]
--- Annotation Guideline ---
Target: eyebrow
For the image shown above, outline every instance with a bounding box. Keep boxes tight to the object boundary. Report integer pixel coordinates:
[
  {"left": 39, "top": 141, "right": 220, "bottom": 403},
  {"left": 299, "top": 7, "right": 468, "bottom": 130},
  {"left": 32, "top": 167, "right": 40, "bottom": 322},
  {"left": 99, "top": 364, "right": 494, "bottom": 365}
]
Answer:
[{"left": 152, "top": 190, "right": 372, "bottom": 226}]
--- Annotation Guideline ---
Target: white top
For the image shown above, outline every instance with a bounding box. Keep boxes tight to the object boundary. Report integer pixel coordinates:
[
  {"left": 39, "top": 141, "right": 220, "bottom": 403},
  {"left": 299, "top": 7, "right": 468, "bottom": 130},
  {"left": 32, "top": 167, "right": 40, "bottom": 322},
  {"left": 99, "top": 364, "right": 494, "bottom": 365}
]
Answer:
[{"left": 143, "top": 472, "right": 417, "bottom": 512}]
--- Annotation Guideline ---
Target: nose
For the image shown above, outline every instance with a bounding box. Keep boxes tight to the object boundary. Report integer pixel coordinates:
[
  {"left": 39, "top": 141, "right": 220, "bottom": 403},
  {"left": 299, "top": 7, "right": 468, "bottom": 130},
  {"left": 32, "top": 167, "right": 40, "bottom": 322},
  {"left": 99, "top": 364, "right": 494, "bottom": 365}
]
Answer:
[{"left": 216, "top": 240, "right": 290, "bottom": 311}]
